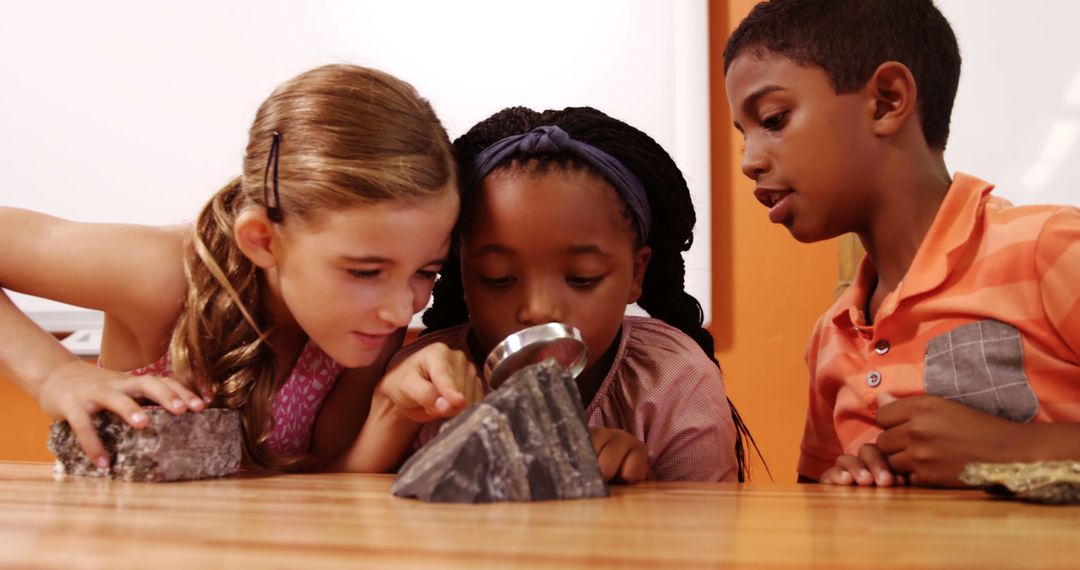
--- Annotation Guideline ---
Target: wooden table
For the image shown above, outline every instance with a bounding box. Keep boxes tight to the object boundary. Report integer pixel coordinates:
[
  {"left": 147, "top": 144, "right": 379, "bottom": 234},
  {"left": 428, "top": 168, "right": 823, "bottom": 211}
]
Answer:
[{"left": 1, "top": 461, "right": 1077, "bottom": 569}]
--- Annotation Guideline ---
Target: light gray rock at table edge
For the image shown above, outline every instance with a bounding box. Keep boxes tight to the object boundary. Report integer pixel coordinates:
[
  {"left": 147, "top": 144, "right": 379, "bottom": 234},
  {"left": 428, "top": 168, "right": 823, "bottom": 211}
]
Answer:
[
  {"left": 47, "top": 408, "right": 242, "bottom": 482},
  {"left": 960, "top": 461, "right": 1080, "bottom": 505},
  {"left": 391, "top": 358, "right": 609, "bottom": 503}
]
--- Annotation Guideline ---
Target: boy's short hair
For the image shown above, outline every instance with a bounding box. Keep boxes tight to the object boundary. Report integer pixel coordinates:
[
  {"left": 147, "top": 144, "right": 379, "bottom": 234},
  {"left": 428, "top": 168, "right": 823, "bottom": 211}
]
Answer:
[{"left": 723, "top": 0, "right": 961, "bottom": 150}]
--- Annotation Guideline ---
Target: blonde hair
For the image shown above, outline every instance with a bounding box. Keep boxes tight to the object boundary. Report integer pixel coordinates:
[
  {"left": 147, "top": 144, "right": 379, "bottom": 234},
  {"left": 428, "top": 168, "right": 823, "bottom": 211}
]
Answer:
[{"left": 169, "top": 64, "right": 456, "bottom": 469}]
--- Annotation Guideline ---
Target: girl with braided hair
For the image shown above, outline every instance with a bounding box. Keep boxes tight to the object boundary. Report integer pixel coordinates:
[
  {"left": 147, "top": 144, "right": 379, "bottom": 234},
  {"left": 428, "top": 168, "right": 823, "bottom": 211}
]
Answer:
[
  {"left": 0, "top": 64, "right": 480, "bottom": 472},
  {"left": 350, "top": 106, "right": 753, "bottom": 482}
]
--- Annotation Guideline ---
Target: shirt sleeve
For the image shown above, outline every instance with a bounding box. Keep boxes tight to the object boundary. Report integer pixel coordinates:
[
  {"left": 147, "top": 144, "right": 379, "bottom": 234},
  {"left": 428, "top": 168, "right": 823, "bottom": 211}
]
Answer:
[
  {"left": 797, "top": 316, "right": 845, "bottom": 481},
  {"left": 644, "top": 362, "right": 739, "bottom": 483},
  {"left": 1035, "top": 207, "right": 1080, "bottom": 359}
]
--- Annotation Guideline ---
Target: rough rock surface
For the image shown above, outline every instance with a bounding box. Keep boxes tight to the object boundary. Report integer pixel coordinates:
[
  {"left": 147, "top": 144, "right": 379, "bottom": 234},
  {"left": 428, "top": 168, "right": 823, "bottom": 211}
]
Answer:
[
  {"left": 391, "top": 359, "right": 608, "bottom": 503},
  {"left": 48, "top": 408, "right": 242, "bottom": 482},
  {"left": 960, "top": 461, "right": 1080, "bottom": 505}
]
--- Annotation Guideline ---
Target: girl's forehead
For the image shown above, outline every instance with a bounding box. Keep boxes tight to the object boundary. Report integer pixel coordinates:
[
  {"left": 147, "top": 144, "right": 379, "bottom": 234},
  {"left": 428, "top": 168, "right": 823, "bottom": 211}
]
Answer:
[{"left": 465, "top": 168, "right": 637, "bottom": 246}]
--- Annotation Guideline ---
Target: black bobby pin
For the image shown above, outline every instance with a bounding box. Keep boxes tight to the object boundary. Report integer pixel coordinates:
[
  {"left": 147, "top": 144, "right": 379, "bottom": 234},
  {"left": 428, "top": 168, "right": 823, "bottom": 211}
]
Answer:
[{"left": 262, "top": 131, "right": 284, "bottom": 222}]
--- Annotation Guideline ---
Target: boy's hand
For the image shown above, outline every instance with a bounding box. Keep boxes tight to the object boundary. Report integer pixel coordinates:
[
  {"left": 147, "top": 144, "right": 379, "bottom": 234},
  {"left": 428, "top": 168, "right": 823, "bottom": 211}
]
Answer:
[
  {"left": 876, "top": 393, "right": 1024, "bottom": 487},
  {"left": 819, "top": 443, "right": 904, "bottom": 486},
  {"left": 37, "top": 359, "right": 205, "bottom": 469},
  {"left": 377, "top": 343, "right": 481, "bottom": 424},
  {"left": 590, "top": 427, "right": 651, "bottom": 484}
]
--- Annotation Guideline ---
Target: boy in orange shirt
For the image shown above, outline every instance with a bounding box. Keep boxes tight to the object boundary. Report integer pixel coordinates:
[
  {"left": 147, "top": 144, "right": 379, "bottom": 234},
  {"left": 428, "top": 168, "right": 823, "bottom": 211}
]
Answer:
[{"left": 723, "top": 0, "right": 1080, "bottom": 487}]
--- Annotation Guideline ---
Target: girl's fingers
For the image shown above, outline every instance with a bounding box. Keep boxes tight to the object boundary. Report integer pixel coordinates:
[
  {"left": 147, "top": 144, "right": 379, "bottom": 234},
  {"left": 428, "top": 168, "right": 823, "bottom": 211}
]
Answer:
[
  {"left": 92, "top": 389, "right": 149, "bottom": 428},
  {"left": 123, "top": 377, "right": 188, "bottom": 415},
  {"left": 60, "top": 401, "right": 110, "bottom": 469},
  {"left": 397, "top": 374, "right": 449, "bottom": 418},
  {"left": 618, "top": 445, "right": 650, "bottom": 484},
  {"left": 420, "top": 348, "right": 467, "bottom": 407},
  {"left": 159, "top": 376, "right": 206, "bottom": 411}
]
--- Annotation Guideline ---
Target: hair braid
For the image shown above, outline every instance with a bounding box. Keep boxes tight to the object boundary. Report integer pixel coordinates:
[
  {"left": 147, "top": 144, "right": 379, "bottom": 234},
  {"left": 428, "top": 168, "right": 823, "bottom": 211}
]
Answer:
[{"left": 544, "top": 108, "right": 762, "bottom": 481}]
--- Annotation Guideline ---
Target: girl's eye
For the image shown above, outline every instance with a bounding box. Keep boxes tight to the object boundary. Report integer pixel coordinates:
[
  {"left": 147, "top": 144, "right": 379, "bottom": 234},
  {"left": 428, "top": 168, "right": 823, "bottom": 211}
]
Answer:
[
  {"left": 417, "top": 269, "right": 439, "bottom": 281},
  {"left": 762, "top": 111, "right": 788, "bottom": 131},
  {"left": 567, "top": 275, "right": 603, "bottom": 289},
  {"left": 480, "top": 276, "right": 515, "bottom": 288},
  {"left": 348, "top": 268, "right": 381, "bottom": 279}
]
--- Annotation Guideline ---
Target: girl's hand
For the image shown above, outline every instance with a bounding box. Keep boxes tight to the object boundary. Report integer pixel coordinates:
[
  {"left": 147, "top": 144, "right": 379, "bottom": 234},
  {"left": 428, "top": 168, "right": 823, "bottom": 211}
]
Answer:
[
  {"left": 36, "top": 360, "right": 205, "bottom": 468},
  {"left": 819, "top": 443, "right": 905, "bottom": 486},
  {"left": 590, "top": 427, "right": 652, "bottom": 484},
  {"left": 377, "top": 343, "right": 481, "bottom": 423}
]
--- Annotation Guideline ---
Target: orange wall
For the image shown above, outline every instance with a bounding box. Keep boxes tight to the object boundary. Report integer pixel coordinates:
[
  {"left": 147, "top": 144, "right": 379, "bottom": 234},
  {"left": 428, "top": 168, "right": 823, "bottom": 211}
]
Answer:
[
  {"left": 0, "top": 373, "right": 53, "bottom": 462},
  {"left": 709, "top": 0, "right": 838, "bottom": 481}
]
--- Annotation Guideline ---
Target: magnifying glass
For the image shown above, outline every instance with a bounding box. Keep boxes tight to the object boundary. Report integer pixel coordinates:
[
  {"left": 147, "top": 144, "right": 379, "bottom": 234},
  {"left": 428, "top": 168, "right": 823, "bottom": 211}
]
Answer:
[{"left": 483, "top": 323, "right": 588, "bottom": 389}]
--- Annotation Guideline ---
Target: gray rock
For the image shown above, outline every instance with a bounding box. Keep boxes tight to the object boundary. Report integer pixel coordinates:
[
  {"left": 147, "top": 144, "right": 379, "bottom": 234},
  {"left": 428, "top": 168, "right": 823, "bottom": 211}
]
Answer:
[
  {"left": 48, "top": 408, "right": 242, "bottom": 482},
  {"left": 960, "top": 461, "right": 1080, "bottom": 505},
  {"left": 391, "top": 359, "right": 609, "bottom": 503}
]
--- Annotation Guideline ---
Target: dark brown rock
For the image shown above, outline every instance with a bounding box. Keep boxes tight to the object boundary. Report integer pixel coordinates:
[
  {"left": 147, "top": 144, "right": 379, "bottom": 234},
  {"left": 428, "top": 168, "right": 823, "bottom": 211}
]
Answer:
[
  {"left": 391, "top": 359, "right": 609, "bottom": 503},
  {"left": 48, "top": 408, "right": 242, "bottom": 482}
]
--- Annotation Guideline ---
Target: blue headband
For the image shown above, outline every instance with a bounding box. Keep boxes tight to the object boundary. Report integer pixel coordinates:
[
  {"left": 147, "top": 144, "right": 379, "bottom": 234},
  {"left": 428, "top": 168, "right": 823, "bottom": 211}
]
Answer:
[{"left": 469, "top": 125, "right": 652, "bottom": 242}]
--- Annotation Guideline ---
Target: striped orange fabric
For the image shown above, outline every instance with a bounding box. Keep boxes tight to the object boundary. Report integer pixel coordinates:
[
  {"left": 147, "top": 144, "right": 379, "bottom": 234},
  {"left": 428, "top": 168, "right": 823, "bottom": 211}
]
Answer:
[{"left": 799, "top": 173, "right": 1080, "bottom": 480}]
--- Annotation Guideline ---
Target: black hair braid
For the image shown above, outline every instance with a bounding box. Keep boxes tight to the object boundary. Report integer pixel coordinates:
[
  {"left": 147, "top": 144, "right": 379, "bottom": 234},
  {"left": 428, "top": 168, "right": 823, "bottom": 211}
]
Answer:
[{"left": 540, "top": 108, "right": 763, "bottom": 482}]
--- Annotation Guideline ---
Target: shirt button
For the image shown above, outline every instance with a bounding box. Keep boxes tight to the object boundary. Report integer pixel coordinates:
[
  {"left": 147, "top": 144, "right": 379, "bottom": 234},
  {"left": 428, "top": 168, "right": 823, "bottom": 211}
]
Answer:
[
  {"left": 866, "top": 371, "right": 882, "bottom": 388},
  {"left": 874, "top": 340, "right": 890, "bottom": 355}
]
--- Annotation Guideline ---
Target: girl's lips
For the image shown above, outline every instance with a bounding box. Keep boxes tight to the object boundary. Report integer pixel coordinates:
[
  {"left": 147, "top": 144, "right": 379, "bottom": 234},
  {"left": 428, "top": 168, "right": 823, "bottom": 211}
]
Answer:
[{"left": 352, "top": 331, "right": 391, "bottom": 349}]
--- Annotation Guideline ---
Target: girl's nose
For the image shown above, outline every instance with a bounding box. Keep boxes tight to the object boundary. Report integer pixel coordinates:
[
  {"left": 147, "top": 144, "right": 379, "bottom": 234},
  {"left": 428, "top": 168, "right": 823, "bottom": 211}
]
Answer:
[
  {"left": 516, "top": 286, "right": 564, "bottom": 327},
  {"left": 377, "top": 287, "right": 414, "bottom": 328}
]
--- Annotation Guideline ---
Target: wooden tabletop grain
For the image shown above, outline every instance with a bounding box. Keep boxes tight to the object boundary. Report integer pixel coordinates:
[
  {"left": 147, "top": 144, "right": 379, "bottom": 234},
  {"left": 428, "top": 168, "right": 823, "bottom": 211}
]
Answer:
[{"left": 1, "top": 461, "right": 1077, "bottom": 569}]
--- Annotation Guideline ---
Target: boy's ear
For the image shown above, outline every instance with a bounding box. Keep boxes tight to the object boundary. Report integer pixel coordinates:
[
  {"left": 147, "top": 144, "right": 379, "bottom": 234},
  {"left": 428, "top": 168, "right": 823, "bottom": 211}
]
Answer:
[
  {"left": 627, "top": 245, "right": 652, "bottom": 304},
  {"left": 867, "top": 61, "right": 918, "bottom": 138},
  {"left": 234, "top": 209, "right": 279, "bottom": 269}
]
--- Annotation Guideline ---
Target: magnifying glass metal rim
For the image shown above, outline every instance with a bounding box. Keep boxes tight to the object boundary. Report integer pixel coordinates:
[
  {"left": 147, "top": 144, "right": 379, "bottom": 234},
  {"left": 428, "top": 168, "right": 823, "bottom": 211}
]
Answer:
[{"left": 483, "top": 322, "right": 588, "bottom": 388}]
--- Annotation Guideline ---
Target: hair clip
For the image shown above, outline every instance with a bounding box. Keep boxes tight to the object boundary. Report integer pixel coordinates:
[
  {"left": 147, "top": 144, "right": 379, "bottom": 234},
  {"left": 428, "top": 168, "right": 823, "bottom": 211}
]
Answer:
[{"left": 262, "top": 131, "right": 284, "bottom": 222}]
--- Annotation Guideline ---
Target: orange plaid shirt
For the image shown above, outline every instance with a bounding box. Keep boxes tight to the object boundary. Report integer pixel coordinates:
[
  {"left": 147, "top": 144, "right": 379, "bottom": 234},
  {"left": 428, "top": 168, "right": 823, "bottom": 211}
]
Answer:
[{"left": 799, "top": 173, "right": 1080, "bottom": 480}]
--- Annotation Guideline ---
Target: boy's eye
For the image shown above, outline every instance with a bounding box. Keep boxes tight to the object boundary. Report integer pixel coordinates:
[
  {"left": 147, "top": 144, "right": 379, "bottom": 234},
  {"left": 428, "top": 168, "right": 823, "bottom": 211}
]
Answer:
[
  {"left": 761, "top": 111, "right": 788, "bottom": 131},
  {"left": 348, "top": 268, "right": 381, "bottom": 279},
  {"left": 567, "top": 275, "right": 604, "bottom": 289},
  {"left": 480, "top": 276, "right": 516, "bottom": 288}
]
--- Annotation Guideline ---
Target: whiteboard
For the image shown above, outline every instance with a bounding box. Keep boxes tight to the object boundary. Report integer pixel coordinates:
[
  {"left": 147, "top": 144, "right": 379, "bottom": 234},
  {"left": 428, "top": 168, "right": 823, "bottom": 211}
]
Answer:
[
  {"left": 938, "top": 0, "right": 1080, "bottom": 207},
  {"left": 0, "top": 0, "right": 710, "bottom": 332}
]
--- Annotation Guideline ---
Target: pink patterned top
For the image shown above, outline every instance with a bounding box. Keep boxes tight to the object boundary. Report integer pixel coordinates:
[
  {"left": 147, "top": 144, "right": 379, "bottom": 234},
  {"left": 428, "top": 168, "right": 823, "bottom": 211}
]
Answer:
[
  {"left": 390, "top": 316, "right": 738, "bottom": 482},
  {"left": 124, "top": 341, "right": 344, "bottom": 457}
]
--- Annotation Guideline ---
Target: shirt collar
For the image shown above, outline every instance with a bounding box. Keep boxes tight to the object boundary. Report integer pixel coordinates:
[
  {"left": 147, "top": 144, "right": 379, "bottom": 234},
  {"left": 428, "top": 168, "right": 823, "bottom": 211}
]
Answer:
[{"left": 830, "top": 173, "right": 996, "bottom": 329}]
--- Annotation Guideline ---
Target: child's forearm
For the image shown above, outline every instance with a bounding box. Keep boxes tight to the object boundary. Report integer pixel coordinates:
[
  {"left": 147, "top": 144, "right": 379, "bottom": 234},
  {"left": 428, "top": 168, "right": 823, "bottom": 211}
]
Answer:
[
  {"left": 0, "top": 289, "right": 80, "bottom": 399},
  {"left": 330, "top": 393, "right": 424, "bottom": 473},
  {"left": 1020, "top": 422, "right": 1080, "bottom": 462}
]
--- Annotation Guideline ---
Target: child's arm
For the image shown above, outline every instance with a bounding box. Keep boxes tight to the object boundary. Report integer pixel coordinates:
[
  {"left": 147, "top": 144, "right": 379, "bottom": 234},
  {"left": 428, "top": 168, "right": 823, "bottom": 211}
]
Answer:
[
  {"left": 329, "top": 342, "right": 480, "bottom": 472},
  {"left": 876, "top": 394, "right": 1080, "bottom": 487},
  {"left": 0, "top": 207, "right": 201, "bottom": 466}
]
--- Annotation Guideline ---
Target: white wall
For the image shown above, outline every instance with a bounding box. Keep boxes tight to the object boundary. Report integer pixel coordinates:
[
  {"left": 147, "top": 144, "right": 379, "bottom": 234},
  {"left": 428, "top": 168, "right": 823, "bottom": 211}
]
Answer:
[
  {"left": 938, "top": 0, "right": 1080, "bottom": 206},
  {"left": 0, "top": 0, "right": 710, "bottom": 331}
]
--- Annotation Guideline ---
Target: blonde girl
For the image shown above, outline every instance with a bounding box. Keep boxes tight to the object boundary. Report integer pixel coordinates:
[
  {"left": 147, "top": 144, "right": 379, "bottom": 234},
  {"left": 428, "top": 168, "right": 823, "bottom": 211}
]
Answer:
[{"left": 0, "top": 64, "right": 478, "bottom": 471}]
